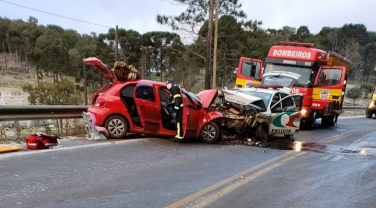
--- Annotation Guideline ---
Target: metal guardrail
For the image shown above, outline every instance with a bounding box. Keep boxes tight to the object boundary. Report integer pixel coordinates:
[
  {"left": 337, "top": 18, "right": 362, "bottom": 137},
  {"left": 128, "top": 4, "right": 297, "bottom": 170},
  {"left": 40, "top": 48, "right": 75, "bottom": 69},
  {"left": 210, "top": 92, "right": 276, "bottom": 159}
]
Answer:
[
  {"left": 0, "top": 105, "right": 366, "bottom": 122},
  {"left": 342, "top": 106, "right": 367, "bottom": 110},
  {"left": 0, "top": 105, "right": 88, "bottom": 121}
]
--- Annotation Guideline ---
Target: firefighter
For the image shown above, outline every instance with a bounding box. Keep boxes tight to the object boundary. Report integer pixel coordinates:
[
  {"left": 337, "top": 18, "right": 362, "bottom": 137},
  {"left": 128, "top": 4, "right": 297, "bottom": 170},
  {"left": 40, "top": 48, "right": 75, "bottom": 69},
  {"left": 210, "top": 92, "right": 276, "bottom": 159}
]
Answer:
[{"left": 166, "top": 78, "right": 184, "bottom": 142}]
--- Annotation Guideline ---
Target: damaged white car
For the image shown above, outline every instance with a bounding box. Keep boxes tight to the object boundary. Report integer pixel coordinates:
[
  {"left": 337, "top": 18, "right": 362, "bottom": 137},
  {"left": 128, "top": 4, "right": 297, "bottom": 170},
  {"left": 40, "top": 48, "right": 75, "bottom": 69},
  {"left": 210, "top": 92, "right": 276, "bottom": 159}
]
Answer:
[{"left": 217, "top": 85, "right": 302, "bottom": 142}]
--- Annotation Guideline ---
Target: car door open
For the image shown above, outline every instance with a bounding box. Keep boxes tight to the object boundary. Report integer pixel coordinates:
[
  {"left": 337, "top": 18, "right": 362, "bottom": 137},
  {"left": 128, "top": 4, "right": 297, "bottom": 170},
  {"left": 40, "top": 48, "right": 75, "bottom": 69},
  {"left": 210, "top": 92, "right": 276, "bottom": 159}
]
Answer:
[{"left": 134, "top": 84, "right": 161, "bottom": 132}]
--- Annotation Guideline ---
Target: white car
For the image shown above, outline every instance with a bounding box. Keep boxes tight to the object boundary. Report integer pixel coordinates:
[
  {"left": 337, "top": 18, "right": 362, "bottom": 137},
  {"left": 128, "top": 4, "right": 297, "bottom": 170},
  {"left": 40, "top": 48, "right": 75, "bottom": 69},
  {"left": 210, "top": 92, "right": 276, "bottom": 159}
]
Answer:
[{"left": 219, "top": 85, "right": 302, "bottom": 142}]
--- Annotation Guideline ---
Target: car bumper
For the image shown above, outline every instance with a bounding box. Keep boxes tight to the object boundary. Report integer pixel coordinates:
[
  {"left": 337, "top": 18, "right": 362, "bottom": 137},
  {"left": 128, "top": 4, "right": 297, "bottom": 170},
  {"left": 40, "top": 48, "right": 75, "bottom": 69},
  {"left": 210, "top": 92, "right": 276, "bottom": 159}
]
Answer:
[{"left": 87, "top": 106, "right": 112, "bottom": 126}]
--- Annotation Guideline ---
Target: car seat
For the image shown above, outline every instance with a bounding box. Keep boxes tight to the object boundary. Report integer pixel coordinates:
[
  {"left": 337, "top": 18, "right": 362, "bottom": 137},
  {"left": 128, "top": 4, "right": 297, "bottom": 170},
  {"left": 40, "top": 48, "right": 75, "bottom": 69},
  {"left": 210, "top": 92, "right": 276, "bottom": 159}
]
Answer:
[{"left": 82, "top": 112, "right": 109, "bottom": 140}]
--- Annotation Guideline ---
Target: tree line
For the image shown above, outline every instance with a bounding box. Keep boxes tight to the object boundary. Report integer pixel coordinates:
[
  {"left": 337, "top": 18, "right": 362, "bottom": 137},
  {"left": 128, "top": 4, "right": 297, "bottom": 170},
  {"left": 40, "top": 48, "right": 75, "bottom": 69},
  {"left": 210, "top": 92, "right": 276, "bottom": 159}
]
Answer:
[{"left": 1, "top": 0, "right": 376, "bottom": 97}]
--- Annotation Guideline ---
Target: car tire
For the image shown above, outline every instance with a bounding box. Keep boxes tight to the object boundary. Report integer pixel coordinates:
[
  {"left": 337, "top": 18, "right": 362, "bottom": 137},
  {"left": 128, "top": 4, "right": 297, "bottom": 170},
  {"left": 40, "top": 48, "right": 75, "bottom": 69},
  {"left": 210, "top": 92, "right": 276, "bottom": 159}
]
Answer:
[
  {"left": 366, "top": 109, "right": 373, "bottom": 118},
  {"left": 256, "top": 124, "right": 268, "bottom": 143},
  {"left": 105, "top": 115, "right": 129, "bottom": 139},
  {"left": 200, "top": 122, "right": 221, "bottom": 143}
]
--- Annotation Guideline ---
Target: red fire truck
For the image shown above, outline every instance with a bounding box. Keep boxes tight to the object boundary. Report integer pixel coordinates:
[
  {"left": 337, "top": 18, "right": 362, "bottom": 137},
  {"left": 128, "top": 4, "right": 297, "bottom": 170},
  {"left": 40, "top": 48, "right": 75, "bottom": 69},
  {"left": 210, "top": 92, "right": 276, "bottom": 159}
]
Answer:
[{"left": 235, "top": 41, "right": 351, "bottom": 129}]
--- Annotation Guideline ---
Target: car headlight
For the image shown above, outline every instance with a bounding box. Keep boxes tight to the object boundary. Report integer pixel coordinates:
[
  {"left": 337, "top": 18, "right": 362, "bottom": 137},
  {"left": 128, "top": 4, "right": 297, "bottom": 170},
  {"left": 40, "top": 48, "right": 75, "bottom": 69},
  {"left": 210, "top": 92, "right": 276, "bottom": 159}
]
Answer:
[
  {"left": 369, "top": 101, "right": 375, "bottom": 108},
  {"left": 301, "top": 109, "right": 309, "bottom": 117}
]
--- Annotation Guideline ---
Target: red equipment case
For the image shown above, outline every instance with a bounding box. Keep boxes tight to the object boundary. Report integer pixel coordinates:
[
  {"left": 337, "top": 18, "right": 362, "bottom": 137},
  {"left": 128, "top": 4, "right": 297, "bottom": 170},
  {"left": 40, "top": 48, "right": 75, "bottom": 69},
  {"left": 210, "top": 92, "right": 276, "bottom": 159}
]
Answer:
[{"left": 26, "top": 134, "right": 59, "bottom": 150}]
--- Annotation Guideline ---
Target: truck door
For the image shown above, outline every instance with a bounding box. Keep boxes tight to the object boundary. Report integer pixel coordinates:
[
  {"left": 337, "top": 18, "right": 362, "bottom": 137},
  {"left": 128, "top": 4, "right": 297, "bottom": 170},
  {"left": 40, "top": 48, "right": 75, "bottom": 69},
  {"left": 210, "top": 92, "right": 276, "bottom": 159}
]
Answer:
[
  {"left": 269, "top": 93, "right": 301, "bottom": 135},
  {"left": 235, "top": 57, "right": 263, "bottom": 88},
  {"left": 312, "top": 66, "right": 347, "bottom": 108},
  {"left": 134, "top": 84, "right": 161, "bottom": 132}
]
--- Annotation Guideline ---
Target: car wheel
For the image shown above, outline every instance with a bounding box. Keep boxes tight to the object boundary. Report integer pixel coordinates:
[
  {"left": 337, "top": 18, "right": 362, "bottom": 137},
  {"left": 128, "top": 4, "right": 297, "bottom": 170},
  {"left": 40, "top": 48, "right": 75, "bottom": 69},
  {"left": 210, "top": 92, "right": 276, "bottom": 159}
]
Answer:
[
  {"left": 366, "top": 109, "right": 373, "bottom": 118},
  {"left": 105, "top": 115, "right": 129, "bottom": 139},
  {"left": 200, "top": 122, "right": 221, "bottom": 143},
  {"left": 256, "top": 124, "right": 268, "bottom": 143},
  {"left": 284, "top": 134, "right": 294, "bottom": 141}
]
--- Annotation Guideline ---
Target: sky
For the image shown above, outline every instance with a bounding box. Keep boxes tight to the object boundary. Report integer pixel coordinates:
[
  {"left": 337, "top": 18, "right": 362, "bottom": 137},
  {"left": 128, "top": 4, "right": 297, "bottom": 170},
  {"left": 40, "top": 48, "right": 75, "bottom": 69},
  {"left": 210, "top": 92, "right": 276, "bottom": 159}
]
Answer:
[{"left": 1, "top": 0, "right": 375, "bottom": 44}]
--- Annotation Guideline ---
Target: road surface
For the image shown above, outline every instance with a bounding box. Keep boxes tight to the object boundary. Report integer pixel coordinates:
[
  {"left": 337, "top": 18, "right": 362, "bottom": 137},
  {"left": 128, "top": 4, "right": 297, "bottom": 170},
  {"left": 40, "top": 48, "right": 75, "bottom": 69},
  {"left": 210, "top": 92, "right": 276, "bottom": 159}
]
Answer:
[{"left": 0, "top": 116, "right": 375, "bottom": 208}]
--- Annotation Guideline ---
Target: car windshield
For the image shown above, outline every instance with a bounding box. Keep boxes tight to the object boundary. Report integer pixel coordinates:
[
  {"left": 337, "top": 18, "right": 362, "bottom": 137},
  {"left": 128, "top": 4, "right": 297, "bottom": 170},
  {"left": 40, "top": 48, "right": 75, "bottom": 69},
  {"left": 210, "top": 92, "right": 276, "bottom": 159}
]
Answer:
[
  {"left": 238, "top": 90, "right": 272, "bottom": 107},
  {"left": 263, "top": 63, "right": 313, "bottom": 87},
  {"left": 181, "top": 88, "right": 202, "bottom": 105}
]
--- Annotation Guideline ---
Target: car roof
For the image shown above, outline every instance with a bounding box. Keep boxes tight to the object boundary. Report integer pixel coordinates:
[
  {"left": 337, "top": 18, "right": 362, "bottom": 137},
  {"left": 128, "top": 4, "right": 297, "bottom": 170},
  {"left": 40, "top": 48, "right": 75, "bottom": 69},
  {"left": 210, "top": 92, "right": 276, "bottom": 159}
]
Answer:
[{"left": 118, "top": 79, "right": 166, "bottom": 86}]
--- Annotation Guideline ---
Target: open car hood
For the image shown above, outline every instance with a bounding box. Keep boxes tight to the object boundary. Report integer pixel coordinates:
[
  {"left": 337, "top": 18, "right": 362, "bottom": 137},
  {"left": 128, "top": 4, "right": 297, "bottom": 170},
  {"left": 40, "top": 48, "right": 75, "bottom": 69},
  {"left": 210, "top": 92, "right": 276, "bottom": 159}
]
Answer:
[
  {"left": 196, "top": 89, "right": 218, "bottom": 108},
  {"left": 83, "top": 57, "right": 116, "bottom": 82},
  {"left": 222, "top": 90, "right": 263, "bottom": 106}
]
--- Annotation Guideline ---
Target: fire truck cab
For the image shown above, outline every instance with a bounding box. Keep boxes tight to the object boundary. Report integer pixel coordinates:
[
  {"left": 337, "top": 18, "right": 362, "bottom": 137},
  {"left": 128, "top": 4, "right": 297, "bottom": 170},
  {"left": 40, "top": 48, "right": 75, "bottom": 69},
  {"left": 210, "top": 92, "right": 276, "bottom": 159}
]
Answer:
[{"left": 235, "top": 41, "right": 351, "bottom": 129}]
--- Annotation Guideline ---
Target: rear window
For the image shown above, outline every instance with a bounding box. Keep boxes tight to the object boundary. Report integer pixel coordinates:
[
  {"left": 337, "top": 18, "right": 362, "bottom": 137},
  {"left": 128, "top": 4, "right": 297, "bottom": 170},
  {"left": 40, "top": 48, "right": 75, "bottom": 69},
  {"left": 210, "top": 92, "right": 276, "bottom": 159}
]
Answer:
[
  {"left": 99, "top": 84, "right": 112, "bottom": 94},
  {"left": 91, "top": 83, "right": 113, "bottom": 105}
]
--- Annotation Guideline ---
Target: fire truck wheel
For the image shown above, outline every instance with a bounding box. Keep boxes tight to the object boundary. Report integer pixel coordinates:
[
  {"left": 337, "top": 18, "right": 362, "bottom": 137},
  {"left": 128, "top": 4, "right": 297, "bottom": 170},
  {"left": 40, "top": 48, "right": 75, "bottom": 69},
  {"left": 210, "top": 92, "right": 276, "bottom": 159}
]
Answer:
[
  {"left": 366, "top": 109, "right": 373, "bottom": 118},
  {"left": 256, "top": 124, "right": 268, "bottom": 143},
  {"left": 305, "top": 112, "right": 316, "bottom": 130},
  {"left": 327, "top": 115, "right": 337, "bottom": 126},
  {"left": 105, "top": 115, "right": 129, "bottom": 139},
  {"left": 321, "top": 116, "right": 328, "bottom": 127},
  {"left": 200, "top": 122, "right": 221, "bottom": 143}
]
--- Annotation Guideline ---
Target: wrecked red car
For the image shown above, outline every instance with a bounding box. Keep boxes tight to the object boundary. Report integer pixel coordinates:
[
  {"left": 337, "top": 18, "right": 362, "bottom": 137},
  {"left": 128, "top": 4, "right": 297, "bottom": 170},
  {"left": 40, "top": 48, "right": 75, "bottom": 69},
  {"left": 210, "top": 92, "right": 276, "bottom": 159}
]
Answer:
[{"left": 82, "top": 57, "right": 223, "bottom": 143}]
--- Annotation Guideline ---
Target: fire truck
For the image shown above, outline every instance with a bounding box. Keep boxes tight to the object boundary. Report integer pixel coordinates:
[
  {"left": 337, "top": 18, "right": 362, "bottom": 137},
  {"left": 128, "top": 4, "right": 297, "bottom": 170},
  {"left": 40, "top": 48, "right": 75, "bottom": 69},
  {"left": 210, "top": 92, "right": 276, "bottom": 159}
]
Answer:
[{"left": 235, "top": 41, "right": 351, "bottom": 129}]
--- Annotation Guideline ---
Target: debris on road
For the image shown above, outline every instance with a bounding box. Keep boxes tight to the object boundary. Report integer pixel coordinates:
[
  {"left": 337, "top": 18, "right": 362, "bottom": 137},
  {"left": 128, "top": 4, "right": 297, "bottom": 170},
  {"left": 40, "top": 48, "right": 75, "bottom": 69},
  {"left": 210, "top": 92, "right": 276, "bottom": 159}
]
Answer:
[
  {"left": 82, "top": 112, "right": 108, "bottom": 140},
  {"left": 0, "top": 145, "right": 23, "bottom": 153},
  {"left": 26, "top": 134, "right": 59, "bottom": 150}
]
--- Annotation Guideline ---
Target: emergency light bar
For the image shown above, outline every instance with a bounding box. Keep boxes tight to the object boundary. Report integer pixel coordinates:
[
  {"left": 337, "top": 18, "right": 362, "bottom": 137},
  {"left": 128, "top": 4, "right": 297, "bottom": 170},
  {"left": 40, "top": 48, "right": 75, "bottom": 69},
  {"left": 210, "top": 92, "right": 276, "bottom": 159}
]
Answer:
[{"left": 279, "top": 41, "right": 314, "bottom": 48}]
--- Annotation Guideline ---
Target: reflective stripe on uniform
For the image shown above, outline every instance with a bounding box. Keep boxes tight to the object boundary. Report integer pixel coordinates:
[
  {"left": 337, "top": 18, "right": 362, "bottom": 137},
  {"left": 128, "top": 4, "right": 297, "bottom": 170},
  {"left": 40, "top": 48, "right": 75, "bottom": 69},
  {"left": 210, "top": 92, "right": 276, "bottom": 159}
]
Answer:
[
  {"left": 180, "top": 104, "right": 183, "bottom": 107},
  {"left": 173, "top": 94, "right": 181, "bottom": 98},
  {"left": 176, "top": 122, "right": 181, "bottom": 138},
  {"left": 174, "top": 106, "right": 179, "bottom": 110}
]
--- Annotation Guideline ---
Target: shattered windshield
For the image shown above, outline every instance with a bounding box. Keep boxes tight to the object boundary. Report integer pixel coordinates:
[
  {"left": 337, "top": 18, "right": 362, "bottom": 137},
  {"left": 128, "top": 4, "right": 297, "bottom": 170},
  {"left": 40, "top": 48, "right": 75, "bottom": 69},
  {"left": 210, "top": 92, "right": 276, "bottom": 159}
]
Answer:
[
  {"left": 238, "top": 90, "right": 272, "bottom": 107},
  {"left": 263, "top": 63, "right": 313, "bottom": 87}
]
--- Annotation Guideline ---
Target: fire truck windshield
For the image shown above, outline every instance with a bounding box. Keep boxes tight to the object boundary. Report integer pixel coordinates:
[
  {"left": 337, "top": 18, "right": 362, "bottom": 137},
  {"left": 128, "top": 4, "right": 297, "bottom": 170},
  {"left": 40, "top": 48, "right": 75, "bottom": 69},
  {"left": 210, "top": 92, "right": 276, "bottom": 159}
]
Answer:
[{"left": 263, "top": 63, "right": 313, "bottom": 87}]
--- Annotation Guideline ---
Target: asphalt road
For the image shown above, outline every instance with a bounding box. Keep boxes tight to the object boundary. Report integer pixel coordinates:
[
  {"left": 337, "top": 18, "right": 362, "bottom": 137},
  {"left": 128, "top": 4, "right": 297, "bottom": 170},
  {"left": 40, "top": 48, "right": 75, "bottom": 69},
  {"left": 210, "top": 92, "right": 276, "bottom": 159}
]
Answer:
[{"left": 0, "top": 116, "right": 375, "bottom": 208}]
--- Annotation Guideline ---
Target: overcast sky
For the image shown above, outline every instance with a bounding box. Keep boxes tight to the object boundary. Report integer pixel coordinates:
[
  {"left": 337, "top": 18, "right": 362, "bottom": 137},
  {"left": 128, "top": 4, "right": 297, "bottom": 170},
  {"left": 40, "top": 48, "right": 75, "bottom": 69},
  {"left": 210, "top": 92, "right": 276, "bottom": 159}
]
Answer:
[{"left": 1, "top": 0, "right": 375, "bottom": 43}]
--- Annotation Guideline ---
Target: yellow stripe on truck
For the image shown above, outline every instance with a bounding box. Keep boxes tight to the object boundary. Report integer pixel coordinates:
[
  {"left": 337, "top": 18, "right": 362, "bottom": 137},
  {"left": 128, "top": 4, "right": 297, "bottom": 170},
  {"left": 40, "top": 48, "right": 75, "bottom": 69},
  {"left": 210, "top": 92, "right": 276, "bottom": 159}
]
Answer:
[
  {"left": 312, "top": 88, "right": 343, "bottom": 101},
  {"left": 235, "top": 78, "right": 261, "bottom": 88}
]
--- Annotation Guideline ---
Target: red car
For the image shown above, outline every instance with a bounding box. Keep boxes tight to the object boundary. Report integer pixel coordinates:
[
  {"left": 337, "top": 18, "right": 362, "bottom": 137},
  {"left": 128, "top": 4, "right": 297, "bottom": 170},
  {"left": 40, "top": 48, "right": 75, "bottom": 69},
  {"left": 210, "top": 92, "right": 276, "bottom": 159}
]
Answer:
[{"left": 83, "top": 57, "right": 223, "bottom": 143}]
